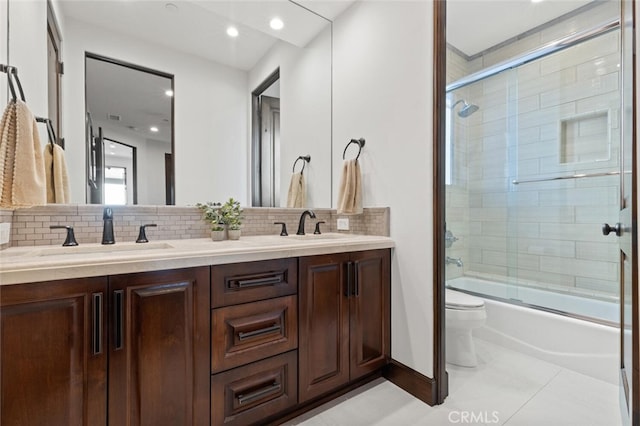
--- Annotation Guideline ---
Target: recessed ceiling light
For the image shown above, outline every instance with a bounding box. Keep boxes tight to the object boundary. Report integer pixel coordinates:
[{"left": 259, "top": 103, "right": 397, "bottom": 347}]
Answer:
[
  {"left": 270, "top": 18, "right": 284, "bottom": 30},
  {"left": 226, "top": 26, "right": 239, "bottom": 38},
  {"left": 150, "top": 126, "right": 159, "bottom": 132},
  {"left": 531, "top": 0, "right": 544, "bottom": 3},
  {"left": 165, "top": 89, "right": 174, "bottom": 97},
  {"left": 110, "top": 144, "right": 115, "bottom": 148}
]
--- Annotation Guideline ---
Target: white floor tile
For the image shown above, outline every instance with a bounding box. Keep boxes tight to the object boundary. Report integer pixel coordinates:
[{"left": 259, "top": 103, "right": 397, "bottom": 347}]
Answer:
[
  {"left": 443, "top": 339, "right": 562, "bottom": 425},
  {"left": 286, "top": 339, "right": 620, "bottom": 426},
  {"left": 503, "top": 369, "right": 621, "bottom": 426}
]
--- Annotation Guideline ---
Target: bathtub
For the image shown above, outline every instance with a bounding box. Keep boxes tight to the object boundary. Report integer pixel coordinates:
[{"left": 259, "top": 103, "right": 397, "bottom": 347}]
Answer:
[{"left": 447, "top": 276, "right": 619, "bottom": 385}]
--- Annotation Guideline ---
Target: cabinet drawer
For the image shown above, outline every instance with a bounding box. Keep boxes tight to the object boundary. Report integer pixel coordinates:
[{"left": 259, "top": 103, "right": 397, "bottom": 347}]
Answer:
[
  {"left": 211, "top": 351, "right": 297, "bottom": 426},
  {"left": 212, "top": 259, "right": 297, "bottom": 307},
  {"left": 212, "top": 295, "right": 297, "bottom": 373}
]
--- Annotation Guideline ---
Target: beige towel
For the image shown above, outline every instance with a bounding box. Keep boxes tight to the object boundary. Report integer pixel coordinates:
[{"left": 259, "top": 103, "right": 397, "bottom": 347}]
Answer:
[
  {"left": 337, "top": 159, "right": 363, "bottom": 215},
  {"left": 286, "top": 172, "right": 306, "bottom": 208},
  {"left": 0, "top": 100, "right": 46, "bottom": 207},
  {"left": 44, "top": 143, "right": 70, "bottom": 203}
]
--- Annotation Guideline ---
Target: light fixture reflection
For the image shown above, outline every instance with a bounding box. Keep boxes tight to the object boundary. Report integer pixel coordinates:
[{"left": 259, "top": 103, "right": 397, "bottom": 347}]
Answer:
[
  {"left": 227, "top": 26, "right": 239, "bottom": 38},
  {"left": 165, "top": 89, "right": 174, "bottom": 97},
  {"left": 270, "top": 17, "right": 284, "bottom": 30},
  {"left": 150, "top": 126, "right": 159, "bottom": 132}
]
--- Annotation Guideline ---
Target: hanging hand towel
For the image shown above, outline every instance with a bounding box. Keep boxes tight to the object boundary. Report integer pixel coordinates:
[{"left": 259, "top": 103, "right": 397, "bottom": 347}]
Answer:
[
  {"left": 286, "top": 172, "right": 306, "bottom": 208},
  {"left": 44, "top": 143, "right": 70, "bottom": 204},
  {"left": 337, "top": 159, "right": 363, "bottom": 215},
  {"left": 0, "top": 100, "right": 46, "bottom": 207}
]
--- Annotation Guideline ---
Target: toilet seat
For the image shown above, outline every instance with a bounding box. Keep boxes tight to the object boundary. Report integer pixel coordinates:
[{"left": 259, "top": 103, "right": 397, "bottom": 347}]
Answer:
[{"left": 446, "top": 289, "right": 485, "bottom": 310}]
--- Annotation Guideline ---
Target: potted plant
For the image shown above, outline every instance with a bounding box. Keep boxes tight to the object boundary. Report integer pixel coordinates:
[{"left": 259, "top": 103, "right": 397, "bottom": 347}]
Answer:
[
  {"left": 196, "top": 201, "right": 226, "bottom": 241},
  {"left": 221, "top": 198, "right": 243, "bottom": 240}
]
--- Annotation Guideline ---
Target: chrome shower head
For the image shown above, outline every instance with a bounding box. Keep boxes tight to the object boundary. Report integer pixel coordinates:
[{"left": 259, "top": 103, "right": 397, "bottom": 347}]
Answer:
[{"left": 451, "top": 99, "right": 479, "bottom": 118}]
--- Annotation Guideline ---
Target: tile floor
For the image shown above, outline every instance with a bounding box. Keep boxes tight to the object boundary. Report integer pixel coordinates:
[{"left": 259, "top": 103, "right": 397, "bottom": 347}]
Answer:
[{"left": 285, "top": 339, "right": 621, "bottom": 426}]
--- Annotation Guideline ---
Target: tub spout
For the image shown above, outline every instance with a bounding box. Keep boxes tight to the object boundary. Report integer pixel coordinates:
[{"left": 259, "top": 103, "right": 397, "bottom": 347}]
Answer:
[{"left": 446, "top": 256, "right": 463, "bottom": 267}]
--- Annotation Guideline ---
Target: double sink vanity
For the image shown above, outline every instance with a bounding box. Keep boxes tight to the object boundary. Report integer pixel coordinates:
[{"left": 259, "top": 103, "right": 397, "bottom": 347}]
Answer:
[{"left": 0, "top": 229, "right": 393, "bottom": 425}]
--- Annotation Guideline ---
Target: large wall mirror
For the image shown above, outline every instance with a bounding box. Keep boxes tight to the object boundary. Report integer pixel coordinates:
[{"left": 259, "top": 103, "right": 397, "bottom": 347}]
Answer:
[{"left": 5, "top": 0, "right": 351, "bottom": 207}]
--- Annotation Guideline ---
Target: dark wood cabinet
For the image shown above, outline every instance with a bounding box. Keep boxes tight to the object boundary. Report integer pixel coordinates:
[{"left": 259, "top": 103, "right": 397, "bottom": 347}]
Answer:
[
  {"left": 108, "top": 267, "right": 210, "bottom": 426},
  {"left": 0, "top": 277, "right": 108, "bottom": 426},
  {"left": 211, "top": 351, "right": 298, "bottom": 426},
  {"left": 1, "top": 267, "right": 209, "bottom": 426},
  {"left": 1, "top": 248, "right": 390, "bottom": 425},
  {"left": 299, "top": 249, "right": 390, "bottom": 403}
]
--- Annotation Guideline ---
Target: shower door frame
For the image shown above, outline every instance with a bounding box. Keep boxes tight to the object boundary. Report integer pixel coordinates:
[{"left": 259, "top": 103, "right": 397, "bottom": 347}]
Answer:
[{"left": 433, "top": 0, "right": 639, "bottom": 416}]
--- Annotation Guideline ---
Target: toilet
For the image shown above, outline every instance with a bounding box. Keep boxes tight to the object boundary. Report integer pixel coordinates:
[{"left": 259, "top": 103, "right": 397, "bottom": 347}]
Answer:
[{"left": 445, "top": 288, "right": 487, "bottom": 367}]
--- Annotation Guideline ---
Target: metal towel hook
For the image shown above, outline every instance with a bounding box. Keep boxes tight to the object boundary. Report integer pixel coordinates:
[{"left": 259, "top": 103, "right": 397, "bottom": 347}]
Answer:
[
  {"left": 292, "top": 155, "right": 311, "bottom": 174},
  {"left": 1, "top": 64, "right": 26, "bottom": 102},
  {"left": 342, "top": 138, "right": 366, "bottom": 161}
]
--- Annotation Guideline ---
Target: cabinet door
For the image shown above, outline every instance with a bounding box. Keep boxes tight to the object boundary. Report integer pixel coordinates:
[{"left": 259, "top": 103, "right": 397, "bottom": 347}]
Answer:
[
  {"left": 349, "top": 249, "right": 391, "bottom": 380},
  {"left": 108, "top": 267, "right": 209, "bottom": 426},
  {"left": 298, "top": 253, "right": 350, "bottom": 402},
  {"left": 1, "top": 277, "right": 108, "bottom": 426}
]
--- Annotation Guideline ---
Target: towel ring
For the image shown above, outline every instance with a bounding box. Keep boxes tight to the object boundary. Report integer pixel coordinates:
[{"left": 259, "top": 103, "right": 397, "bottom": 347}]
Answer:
[
  {"left": 342, "top": 138, "right": 366, "bottom": 161},
  {"left": 292, "top": 155, "right": 311, "bottom": 173}
]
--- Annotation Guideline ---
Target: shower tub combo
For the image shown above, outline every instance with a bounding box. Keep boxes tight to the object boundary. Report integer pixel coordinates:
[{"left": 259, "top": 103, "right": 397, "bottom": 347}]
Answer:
[{"left": 447, "top": 276, "right": 619, "bottom": 385}]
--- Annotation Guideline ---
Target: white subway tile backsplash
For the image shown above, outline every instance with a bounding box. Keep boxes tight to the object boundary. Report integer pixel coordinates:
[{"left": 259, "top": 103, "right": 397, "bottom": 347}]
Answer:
[{"left": 4, "top": 206, "right": 389, "bottom": 248}]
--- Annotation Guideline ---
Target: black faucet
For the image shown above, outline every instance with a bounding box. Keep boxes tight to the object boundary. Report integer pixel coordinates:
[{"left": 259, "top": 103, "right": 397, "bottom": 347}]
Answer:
[
  {"left": 49, "top": 225, "right": 79, "bottom": 247},
  {"left": 296, "top": 210, "right": 316, "bottom": 235},
  {"left": 136, "top": 224, "right": 157, "bottom": 243},
  {"left": 102, "top": 207, "right": 115, "bottom": 245}
]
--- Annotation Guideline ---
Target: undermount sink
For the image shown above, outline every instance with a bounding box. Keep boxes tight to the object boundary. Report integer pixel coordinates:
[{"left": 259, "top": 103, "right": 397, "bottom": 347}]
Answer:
[
  {"left": 26, "top": 242, "right": 175, "bottom": 257},
  {"left": 286, "top": 233, "right": 351, "bottom": 240}
]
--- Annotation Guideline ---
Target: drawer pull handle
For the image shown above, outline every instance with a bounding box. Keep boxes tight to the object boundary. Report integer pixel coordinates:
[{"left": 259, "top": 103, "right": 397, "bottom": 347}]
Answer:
[
  {"left": 235, "top": 276, "right": 283, "bottom": 288},
  {"left": 238, "top": 324, "right": 282, "bottom": 341},
  {"left": 114, "top": 290, "right": 124, "bottom": 350},
  {"left": 237, "top": 382, "right": 282, "bottom": 405},
  {"left": 92, "top": 292, "right": 103, "bottom": 355}
]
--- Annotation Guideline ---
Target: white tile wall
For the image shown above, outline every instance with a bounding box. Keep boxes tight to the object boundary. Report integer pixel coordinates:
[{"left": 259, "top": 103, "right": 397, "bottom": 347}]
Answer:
[{"left": 446, "top": 2, "right": 621, "bottom": 301}]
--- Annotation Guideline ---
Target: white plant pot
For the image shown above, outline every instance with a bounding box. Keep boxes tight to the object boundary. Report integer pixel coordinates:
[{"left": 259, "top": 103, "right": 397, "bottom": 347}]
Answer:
[
  {"left": 211, "top": 230, "right": 225, "bottom": 241},
  {"left": 228, "top": 229, "right": 241, "bottom": 240}
]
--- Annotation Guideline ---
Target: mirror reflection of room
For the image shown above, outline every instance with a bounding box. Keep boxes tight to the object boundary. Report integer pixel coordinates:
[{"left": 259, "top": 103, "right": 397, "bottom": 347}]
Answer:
[
  {"left": 85, "top": 55, "right": 172, "bottom": 205},
  {"left": 5, "top": 0, "right": 334, "bottom": 207}
]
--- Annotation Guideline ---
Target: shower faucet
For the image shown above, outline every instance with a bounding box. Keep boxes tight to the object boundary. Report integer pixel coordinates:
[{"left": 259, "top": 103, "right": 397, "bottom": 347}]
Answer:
[
  {"left": 444, "top": 229, "right": 459, "bottom": 248},
  {"left": 446, "top": 256, "right": 463, "bottom": 267}
]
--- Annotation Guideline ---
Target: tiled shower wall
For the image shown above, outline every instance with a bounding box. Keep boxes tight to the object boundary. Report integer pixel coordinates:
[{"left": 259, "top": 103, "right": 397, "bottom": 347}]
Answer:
[
  {"left": 0, "top": 206, "right": 389, "bottom": 248},
  {"left": 446, "top": 1, "right": 620, "bottom": 300}
]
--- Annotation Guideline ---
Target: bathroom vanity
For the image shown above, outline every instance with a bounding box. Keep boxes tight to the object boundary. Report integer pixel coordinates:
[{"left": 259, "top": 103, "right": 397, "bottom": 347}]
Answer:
[{"left": 0, "top": 234, "right": 392, "bottom": 425}]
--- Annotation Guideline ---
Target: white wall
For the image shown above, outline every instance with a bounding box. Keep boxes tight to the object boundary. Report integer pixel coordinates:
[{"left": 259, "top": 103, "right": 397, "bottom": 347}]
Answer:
[
  {"left": 6, "top": 0, "right": 48, "bottom": 146},
  {"left": 1, "top": 0, "right": 7, "bottom": 102},
  {"left": 63, "top": 18, "right": 248, "bottom": 206},
  {"left": 249, "top": 26, "right": 332, "bottom": 208},
  {"left": 333, "top": 0, "right": 435, "bottom": 377}
]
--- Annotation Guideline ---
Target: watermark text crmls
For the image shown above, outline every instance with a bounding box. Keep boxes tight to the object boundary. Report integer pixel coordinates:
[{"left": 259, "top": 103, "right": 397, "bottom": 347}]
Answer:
[{"left": 448, "top": 410, "right": 500, "bottom": 424}]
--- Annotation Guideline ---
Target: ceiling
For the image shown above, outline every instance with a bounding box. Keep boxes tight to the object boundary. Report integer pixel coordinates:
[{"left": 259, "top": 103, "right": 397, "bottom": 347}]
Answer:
[
  {"left": 58, "top": 0, "right": 339, "bottom": 71},
  {"left": 447, "top": 0, "right": 599, "bottom": 57},
  {"left": 86, "top": 57, "right": 172, "bottom": 145}
]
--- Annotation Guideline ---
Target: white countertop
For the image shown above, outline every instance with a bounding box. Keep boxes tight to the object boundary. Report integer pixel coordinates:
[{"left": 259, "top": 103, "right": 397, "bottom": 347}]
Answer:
[{"left": 0, "top": 233, "right": 394, "bottom": 285}]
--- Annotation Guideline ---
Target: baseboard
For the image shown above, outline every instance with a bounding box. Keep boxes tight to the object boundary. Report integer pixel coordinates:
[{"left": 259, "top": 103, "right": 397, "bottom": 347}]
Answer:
[{"left": 383, "top": 359, "right": 437, "bottom": 406}]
